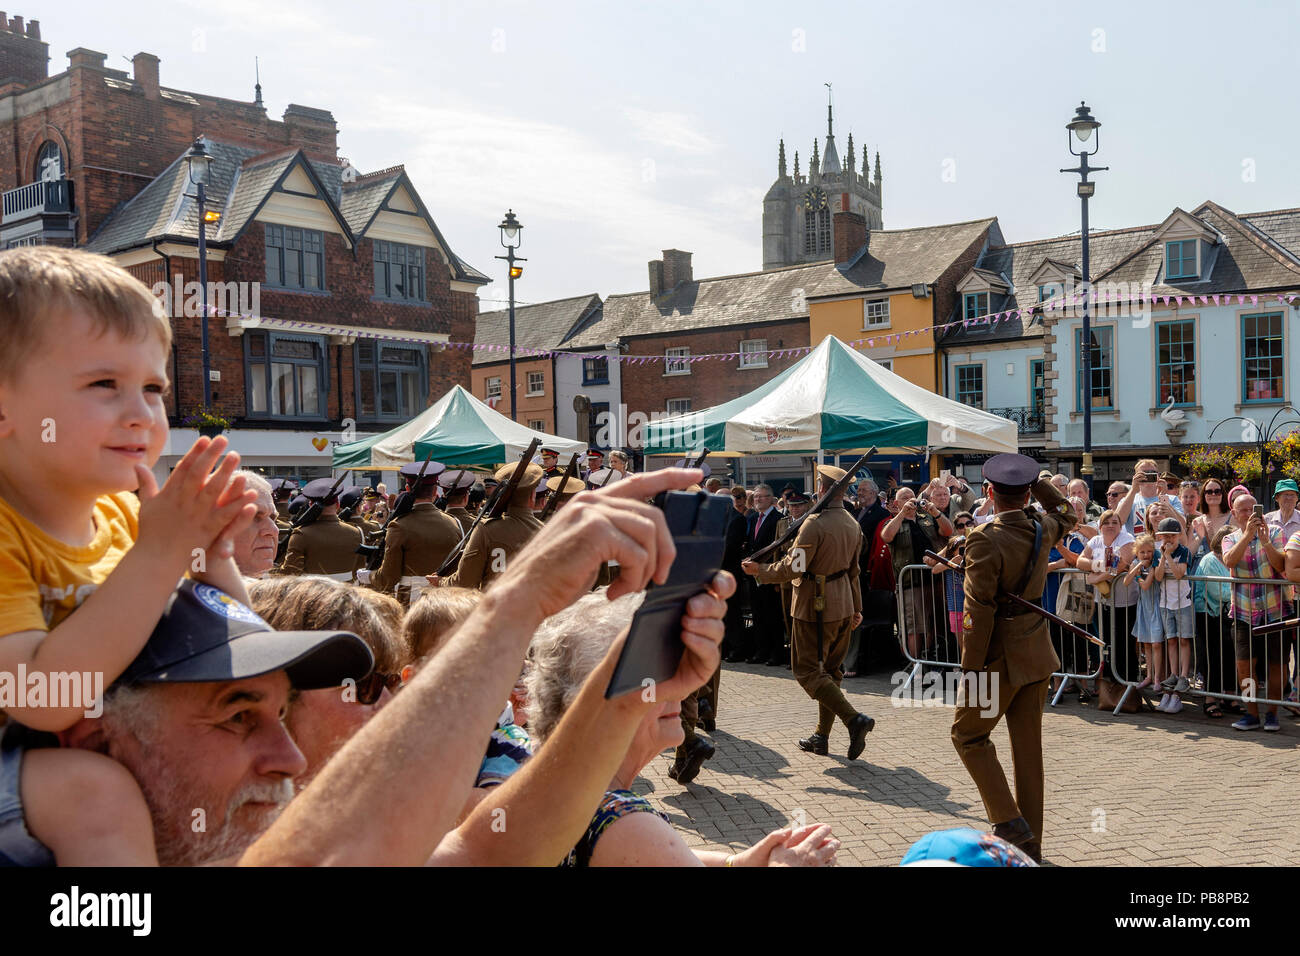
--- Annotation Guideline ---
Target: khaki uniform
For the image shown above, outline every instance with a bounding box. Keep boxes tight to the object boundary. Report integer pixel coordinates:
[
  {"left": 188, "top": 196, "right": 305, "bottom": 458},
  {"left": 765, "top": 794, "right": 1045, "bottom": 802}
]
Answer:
[
  {"left": 371, "top": 502, "right": 464, "bottom": 605},
  {"left": 755, "top": 505, "right": 863, "bottom": 737},
  {"left": 951, "top": 478, "right": 1076, "bottom": 849},
  {"left": 280, "top": 515, "right": 364, "bottom": 579},
  {"left": 343, "top": 513, "right": 381, "bottom": 543},
  {"left": 443, "top": 500, "right": 541, "bottom": 591},
  {"left": 447, "top": 506, "right": 476, "bottom": 536}
]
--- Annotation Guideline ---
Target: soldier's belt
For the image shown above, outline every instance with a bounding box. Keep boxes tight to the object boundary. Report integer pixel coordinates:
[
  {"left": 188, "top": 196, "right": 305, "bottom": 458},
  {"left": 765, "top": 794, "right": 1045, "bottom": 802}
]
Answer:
[
  {"left": 321, "top": 571, "right": 354, "bottom": 583},
  {"left": 399, "top": 575, "right": 429, "bottom": 588}
]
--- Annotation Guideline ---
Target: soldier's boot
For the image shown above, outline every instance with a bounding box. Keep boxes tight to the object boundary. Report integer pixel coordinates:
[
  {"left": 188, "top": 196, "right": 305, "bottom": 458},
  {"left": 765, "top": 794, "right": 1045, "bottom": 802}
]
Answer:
[
  {"left": 844, "top": 713, "right": 876, "bottom": 761},
  {"left": 993, "top": 816, "right": 1042, "bottom": 863},
  {"left": 797, "top": 733, "right": 829, "bottom": 756},
  {"left": 673, "top": 737, "right": 715, "bottom": 785}
]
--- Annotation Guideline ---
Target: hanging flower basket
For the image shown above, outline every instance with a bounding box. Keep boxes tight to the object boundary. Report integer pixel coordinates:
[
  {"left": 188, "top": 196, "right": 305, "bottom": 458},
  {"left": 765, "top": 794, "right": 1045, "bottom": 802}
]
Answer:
[{"left": 181, "top": 407, "right": 232, "bottom": 437}]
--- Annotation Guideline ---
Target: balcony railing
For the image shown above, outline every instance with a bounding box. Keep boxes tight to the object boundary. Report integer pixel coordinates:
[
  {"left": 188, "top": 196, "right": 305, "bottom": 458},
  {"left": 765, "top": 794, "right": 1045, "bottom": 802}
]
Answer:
[
  {"left": 990, "top": 405, "right": 1045, "bottom": 435},
  {"left": 2, "top": 178, "right": 73, "bottom": 224}
]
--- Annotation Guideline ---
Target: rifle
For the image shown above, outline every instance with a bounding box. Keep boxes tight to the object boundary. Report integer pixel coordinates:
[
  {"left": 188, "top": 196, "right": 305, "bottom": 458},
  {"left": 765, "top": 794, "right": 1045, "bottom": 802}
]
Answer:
[
  {"left": 924, "top": 549, "right": 1105, "bottom": 647},
  {"left": 292, "top": 472, "right": 349, "bottom": 529},
  {"left": 747, "top": 447, "right": 877, "bottom": 563},
  {"left": 436, "top": 438, "right": 542, "bottom": 576},
  {"left": 538, "top": 453, "right": 580, "bottom": 522},
  {"left": 362, "top": 446, "right": 438, "bottom": 571},
  {"left": 690, "top": 447, "right": 710, "bottom": 470}
]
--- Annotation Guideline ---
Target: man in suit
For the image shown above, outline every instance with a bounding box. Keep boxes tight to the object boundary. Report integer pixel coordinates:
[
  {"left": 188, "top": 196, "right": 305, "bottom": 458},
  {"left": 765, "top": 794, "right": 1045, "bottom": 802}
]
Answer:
[
  {"left": 744, "top": 465, "right": 874, "bottom": 759},
  {"left": 742, "top": 483, "right": 785, "bottom": 665},
  {"left": 951, "top": 453, "right": 1077, "bottom": 863},
  {"left": 721, "top": 486, "right": 751, "bottom": 662},
  {"left": 848, "top": 476, "right": 893, "bottom": 675}
]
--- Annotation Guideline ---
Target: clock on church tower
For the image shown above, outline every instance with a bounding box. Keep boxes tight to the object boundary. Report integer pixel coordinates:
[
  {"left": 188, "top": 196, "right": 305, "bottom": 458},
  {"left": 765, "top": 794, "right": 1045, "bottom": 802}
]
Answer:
[{"left": 803, "top": 187, "right": 827, "bottom": 211}]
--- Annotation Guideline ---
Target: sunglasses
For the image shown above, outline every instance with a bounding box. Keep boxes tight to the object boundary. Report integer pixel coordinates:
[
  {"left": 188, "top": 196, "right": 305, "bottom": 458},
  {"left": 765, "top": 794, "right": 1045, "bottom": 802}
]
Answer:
[
  {"left": 1203, "top": 487, "right": 1223, "bottom": 494},
  {"left": 1180, "top": 481, "right": 1200, "bottom": 489},
  {"left": 1107, "top": 491, "right": 1122, "bottom": 497},
  {"left": 955, "top": 521, "right": 972, "bottom": 529},
  {"left": 355, "top": 671, "right": 404, "bottom": 705}
]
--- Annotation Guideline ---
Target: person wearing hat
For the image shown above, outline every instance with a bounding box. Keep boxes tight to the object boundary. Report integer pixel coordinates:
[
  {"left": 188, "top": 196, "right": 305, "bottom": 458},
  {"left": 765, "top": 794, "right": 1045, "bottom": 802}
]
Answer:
[
  {"left": 1265, "top": 478, "right": 1300, "bottom": 541},
  {"left": 583, "top": 449, "right": 605, "bottom": 480},
  {"left": 439, "top": 461, "right": 545, "bottom": 591},
  {"left": 338, "top": 488, "right": 382, "bottom": 543},
  {"left": 370, "top": 461, "right": 463, "bottom": 606},
  {"left": 949, "top": 453, "right": 1076, "bottom": 864},
  {"left": 440, "top": 469, "right": 479, "bottom": 535},
  {"left": 743, "top": 465, "right": 875, "bottom": 760},
  {"left": 267, "top": 477, "right": 297, "bottom": 524},
  {"left": 279, "top": 478, "right": 365, "bottom": 581},
  {"left": 542, "top": 475, "right": 585, "bottom": 520},
  {"left": 539, "top": 448, "right": 562, "bottom": 483}
]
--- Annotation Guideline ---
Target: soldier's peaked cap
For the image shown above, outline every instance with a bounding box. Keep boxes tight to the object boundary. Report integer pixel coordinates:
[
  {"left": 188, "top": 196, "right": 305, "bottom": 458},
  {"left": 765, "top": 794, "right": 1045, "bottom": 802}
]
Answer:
[
  {"left": 494, "top": 462, "right": 544, "bottom": 489},
  {"left": 983, "top": 453, "right": 1040, "bottom": 494},
  {"left": 788, "top": 490, "right": 811, "bottom": 504},
  {"left": 439, "top": 469, "right": 477, "bottom": 490},
  {"left": 302, "top": 478, "right": 342, "bottom": 501},
  {"left": 399, "top": 460, "right": 446, "bottom": 481},
  {"left": 816, "top": 464, "right": 847, "bottom": 482}
]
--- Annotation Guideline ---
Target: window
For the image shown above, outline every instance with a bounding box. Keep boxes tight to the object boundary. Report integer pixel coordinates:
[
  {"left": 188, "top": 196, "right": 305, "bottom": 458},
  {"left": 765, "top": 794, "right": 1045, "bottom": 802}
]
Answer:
[
  {"left": 1156, "top": 320, "right": 1196, "bottom": 406},
  {"left": 373, "top": 240, "right": 425, "bottom": 302},
  {"left": 1165, "top": 240, "right": 1198, "bottom": 281},
  {"left": 246, "top": 331, "right": 325, "bottom": 419},
  {"left": 803, "top": 208, "right": 817, "bottom": 255},
  {"left": 817, "top": 208, "right": 830, "bottom": 253},
  {"left": 582, "top": 355, "right": 609, "bottom": 385},
  {"left": 528, "top": 419, "right": 546, "bottom": 431},
  {"left": 6, "top": 237, "right": 41, "bottom": 248},
  {"left": 963, "top": 292, "right": 989, "bottom": 320},
  {"left": 667, "top": 398, "right": 692, "bottom": 415},
  {"left": 863, "top": 299, "right": 890, "bottom": 328},
  {"left": 1037, "top": 283, "right": 1063, "bottom": 302},
  {"left": 1075, "top": 326, "right": 1114, "bottom": 411},
  {"left": 355, "top": 341, "right": 426, "bottom": 421},
  {"left": 1030, "top": 359, "right": 1045, "bottom": 417},
  {"left": 739, "top": 339, "right": 768, "bottom": 369},
  {"left": 265, "top": 225, "right": 325, "bottom": 291},
  {"left": 588, "top": 401, "right": 610, "bottom": 446},
  {"left": 803, "top": 207, "right": 831, "bottom": 254},
  {"left": 955, "top": 365, "right": 983, "bottom": 409},
  {"left": 484, "top": 377, "right": 502, "bottom": 402},
  {"left": 876, "top": 359, "right": 893, "bottom": 372},
  {"left": 526, "top": 370, "right": 545, "bottom": 396},
  {"left": 1242, "top": 312, "right": 1285, "bottom": 403},
  {"left": 34, "top": 140, "right": 63, "bottom": 182},
  {"left": 664, "top": 346, "right": 690, "bottom": 375}
]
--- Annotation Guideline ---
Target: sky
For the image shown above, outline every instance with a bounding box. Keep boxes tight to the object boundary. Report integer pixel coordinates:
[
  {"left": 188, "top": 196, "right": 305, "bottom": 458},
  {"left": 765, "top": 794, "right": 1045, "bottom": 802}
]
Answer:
[{"left": 36, "top": 0, "right": 1300, "bottom": 310}]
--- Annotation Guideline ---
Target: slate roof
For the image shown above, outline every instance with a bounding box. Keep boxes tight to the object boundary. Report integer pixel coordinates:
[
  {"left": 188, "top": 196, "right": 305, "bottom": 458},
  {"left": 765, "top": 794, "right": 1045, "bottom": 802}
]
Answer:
[
  {"left": 473, "top": 294, "right": 604, "bottom": 365},
  {"left": 564, "top": 260, "right": 832, "bottom": 349},
  {"left": 85, "top": 140, "right": 489, "bottom": 284},
  {"left": 807, "top": 217, "right": 998, "bottom": 299}
]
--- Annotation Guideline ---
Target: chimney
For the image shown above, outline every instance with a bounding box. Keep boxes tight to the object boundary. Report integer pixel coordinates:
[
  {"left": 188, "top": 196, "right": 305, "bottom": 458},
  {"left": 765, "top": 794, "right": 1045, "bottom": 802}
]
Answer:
[
  {"left": 648, "top": 258, "right": 664, "bottom": 298},
  {"left": 661, "top": 249, "right": 693, "bottom": 290},
  {"left": 66, "top": 47, "right": 106, "bottom": 71},
  {"left": 133, "top": 52, "right": 159, "bottom": 99},
  {"left": 833, "top": 210, "right": 867, "bottom": 264},
  {"left": 0, "top": 12, "right": 48, "bottom": 85}
]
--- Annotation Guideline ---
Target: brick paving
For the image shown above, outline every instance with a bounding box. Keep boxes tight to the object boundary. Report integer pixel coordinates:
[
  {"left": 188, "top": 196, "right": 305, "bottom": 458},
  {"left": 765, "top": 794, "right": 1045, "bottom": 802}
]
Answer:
[{"left": 635, "top": 662, "right": 1300, "bottom": 866}]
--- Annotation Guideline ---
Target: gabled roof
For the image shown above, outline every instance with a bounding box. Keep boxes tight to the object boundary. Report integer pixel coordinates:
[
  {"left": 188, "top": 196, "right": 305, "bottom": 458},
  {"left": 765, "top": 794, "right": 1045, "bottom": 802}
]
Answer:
[
  {"left": 85, "top": 141, "right": 490, "bottom": 284},
  {"left": 473, "top": 293, "right": 604, "bottom": 365},
  {"left": 807, "top": 217, "right": 998, "bottom": 299},
  {"left": 565, "top": 260, "right": 832, "bottom": 349}
]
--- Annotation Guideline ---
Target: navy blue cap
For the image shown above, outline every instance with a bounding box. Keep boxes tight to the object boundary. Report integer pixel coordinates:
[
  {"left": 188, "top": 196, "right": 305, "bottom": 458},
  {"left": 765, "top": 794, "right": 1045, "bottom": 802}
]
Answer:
[
  {"left": 287, "top": 495, "right": 310, "bottom": 519},
  {"left": 267, "top": 477, "right": 297, "bottom": 496},
  {"left": 399, "top": 460, "right": 446, "bottom": 479},
  {"left": 302, "top": 478, "right": 342, "bottom": 501},
  {"left": 982, "top": 453, "right": 1041, "bottom": 494},
  {"left": 787, "top": 491, "right": 811, "bottom": 505},
  {"left": 439, "top": 468, "right": 477, "bottom": 491},
  {"left": 339, "top": 488, "right": 364, "bottom": 509},
  {"left": 117, "top": 580, "right": 373, "bottom": 689}
]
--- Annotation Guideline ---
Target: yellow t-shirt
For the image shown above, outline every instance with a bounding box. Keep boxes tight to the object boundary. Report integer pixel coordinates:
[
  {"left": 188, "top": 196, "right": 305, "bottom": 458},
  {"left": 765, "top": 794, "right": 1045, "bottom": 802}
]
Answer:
[{"left": 0, "top": 492, "right": 140, "bottom": 637}]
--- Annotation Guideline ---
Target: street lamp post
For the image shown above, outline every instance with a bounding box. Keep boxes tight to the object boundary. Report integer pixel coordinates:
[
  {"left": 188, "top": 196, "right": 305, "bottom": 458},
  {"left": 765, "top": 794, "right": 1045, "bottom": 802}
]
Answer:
[
  {"left": 1061, "top": 102, "right": 1108, "bottom": 478},
  {"left": 496, "top": 209, "right": 526, "bottom": 422},
  {"left": 185, "top": 137, "right": 221, "bottom": 411}
]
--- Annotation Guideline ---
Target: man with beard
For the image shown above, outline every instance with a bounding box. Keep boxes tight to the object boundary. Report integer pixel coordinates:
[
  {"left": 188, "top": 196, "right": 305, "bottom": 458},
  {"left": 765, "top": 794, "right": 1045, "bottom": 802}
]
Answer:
[{"left": 7, "top": 579, "right": 372, "bottom": 866}]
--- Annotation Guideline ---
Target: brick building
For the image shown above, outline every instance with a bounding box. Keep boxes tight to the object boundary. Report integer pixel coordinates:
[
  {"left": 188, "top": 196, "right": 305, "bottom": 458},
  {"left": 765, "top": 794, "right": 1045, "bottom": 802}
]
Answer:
[{"left": 0, "top": 16, "right": 487, "bottom": 479}]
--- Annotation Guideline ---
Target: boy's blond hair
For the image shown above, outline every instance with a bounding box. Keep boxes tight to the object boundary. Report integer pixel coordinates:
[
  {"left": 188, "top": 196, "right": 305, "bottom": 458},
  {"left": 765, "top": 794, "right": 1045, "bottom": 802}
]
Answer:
[
  {"left": 0, "top": 247, "right": 171, "bottom": 383},
  {"left": 1133, "top": 533, "right": 1156, "bottom": 553}
]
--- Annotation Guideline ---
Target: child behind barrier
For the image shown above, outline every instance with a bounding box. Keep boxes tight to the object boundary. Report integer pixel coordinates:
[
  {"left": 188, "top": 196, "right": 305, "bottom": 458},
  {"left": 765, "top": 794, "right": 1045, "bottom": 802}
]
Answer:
[
  {"left": 1126, "top": 534, "right": 1165, "bottom": 696},
  {"left": 1153, "top": 517, "right": 1193, "bottom": 713}
]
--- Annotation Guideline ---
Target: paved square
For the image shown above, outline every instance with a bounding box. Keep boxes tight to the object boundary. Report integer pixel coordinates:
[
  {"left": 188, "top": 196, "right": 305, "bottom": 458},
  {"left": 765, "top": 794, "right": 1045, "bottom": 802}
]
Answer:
[{"left": 636, "top": 663, "right": 1300, "bottom": 866}]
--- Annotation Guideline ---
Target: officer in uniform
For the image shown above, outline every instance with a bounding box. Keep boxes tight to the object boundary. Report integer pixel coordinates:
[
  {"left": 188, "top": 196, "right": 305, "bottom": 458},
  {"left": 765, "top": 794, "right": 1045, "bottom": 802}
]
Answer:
[
  {"left": 338, "top": 488, "right": 381, "bottom": 543},
  {"left": 438, "top": 462, "right": 544, "bottom": 591},
  {"left": 583, "top": 449, "right": 605, "bottom": 481},
  {"left": 743, "top": 464, "right": 875, "bottom": 760},
  {"left": 775, "top": 490, "right": 812, "bottom": 659},
  {"left": 369, "top": 460, "right": 464, "bottom": 606},
  {"left": 585, "top": 466, "right": 622, "bottom": 490},
  {"left": 539, "top": 448, "right": 562, "bottom": 483},
  {"left": 950, "top": 453, "right": 1076, "bottom": 864},
  {"left": 542, "top": 475, "right": 585, "bottom": 520},
  {"left": 439, "top": 469, "right": 479, "bottom": 535},
  {"left": 279, "top": 478, "right": 365, "bottom": 580}
]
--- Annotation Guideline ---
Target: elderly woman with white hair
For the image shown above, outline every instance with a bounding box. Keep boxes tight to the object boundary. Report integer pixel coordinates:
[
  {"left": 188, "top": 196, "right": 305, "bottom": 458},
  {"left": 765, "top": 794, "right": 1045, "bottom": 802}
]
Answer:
[{"left": 526, "top": 588, "right": 840, "bottom": 867}]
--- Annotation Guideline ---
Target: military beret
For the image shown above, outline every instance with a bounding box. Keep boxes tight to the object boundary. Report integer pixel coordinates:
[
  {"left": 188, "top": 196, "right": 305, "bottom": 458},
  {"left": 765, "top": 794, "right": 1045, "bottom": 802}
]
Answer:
[
  {"left": 983, "top": 453, "right": 1041, "bottom": 494},
  {"left": 399, "top": 460, "right": 446, "bottom": 481},
  {"left": 546, "top": 475, "right": 586, "bottom": 495},
  {"left": 586, "top": 467, "right": 622, "bottom": 487},
  {"left": 438, "top": 469, "right": 477, "bottom": 491},
  {"left": 302, "top": 478, "right": 342, "bottom": 501},
  {"left": 494, "top": 462, "right": 544, "bottom": 489},
  {"left": 816, "top": 464, "right": 847, "bottom": 482}
]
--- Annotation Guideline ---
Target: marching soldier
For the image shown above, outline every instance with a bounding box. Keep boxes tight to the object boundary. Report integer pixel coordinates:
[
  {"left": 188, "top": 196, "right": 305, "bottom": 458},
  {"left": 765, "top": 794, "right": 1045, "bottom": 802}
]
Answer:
[
  {"left": 338, "top": 488, "right": 381, "bottom": 543},
  {"left": 370, "top": 460, "right": 464, "bottom": 606},
  {"left": 440, "top": 469, "right": 479, "bottom": 535},
  {"left": 950, "top": 453, "right": 1076, "bottom": 864},
  {"left": 542, "top": 475, "right": 585, "bottom": 520},
  {"left": 438, "top": 462, "right": 544, "bottom": 591},
  {"left": 279, "top": 478, "right": 365, "bottom": 580},
  {"left": 268, "top": 477, "right": 297, "bottom": 525},
  {"left": 775, "top": 490, "right": 812, "bottom": 660},
  {"left": 743, "top": 464, "right": 875, "bottom": 760}
]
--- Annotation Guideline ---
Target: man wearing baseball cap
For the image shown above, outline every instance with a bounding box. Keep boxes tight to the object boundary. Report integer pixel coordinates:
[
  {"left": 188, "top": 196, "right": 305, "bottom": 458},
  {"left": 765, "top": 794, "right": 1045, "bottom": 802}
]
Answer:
[{"left": 3, "top": 580, "right": 371, "bottom": 866}]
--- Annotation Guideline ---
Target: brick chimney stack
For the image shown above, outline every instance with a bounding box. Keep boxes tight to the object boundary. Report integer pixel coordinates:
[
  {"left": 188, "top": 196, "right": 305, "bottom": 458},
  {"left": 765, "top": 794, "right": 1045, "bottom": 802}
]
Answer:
[
  {"left": 660, "top": 249, "right": 693, "bottom": 290},
  {"left": 0, "top": 11, "right": 49, "bottom": 86},
  {"left": 648, "top": 259, "right": 664, "bottom": 298},
  {"left": 833, "top": 210, "right": 867, "bottom": 264},
  {"left": 133, "top": 51, "right": 159, "bottom": 99}
]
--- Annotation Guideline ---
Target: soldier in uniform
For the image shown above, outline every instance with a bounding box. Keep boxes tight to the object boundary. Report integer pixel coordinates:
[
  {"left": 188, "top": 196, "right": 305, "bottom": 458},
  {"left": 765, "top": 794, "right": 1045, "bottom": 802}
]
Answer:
[
  {"left": 269, "top": 477, "right": 297, "bottom": 525},
  {"left": 338, "top": 488, "right": 381, "bottom": 543},
  {"left": 440, "top": 469, "right": 478, "bottom": 535},
  {"left": 437, "top": 462, "right": 544, "bottom": 591},
  {"left": 542, "top": 475, "right": 585, "bottom": 520},
  {"left": 743, "top": 464, "right": 875, "bottom": 760},
  {"left": 539, "top": 448, "right": 562, "bottom": 483},
  {"left": 585, "top": 466, "right": 622, "bottom": 490},
  {"left": 775, "top": 490, "right": 812, "bottom": 662},
  {"left": 950, "top": 453, "right": 1076, "bottom": 864},
  {"left": 583, "top": 449, "right": 605, "bottom": 481},
  {"left": 369, "top": 460, "right": 464, "bottom": 606},
  {"left": 279, "top": 478, "right": 365, "bottom": 580}
]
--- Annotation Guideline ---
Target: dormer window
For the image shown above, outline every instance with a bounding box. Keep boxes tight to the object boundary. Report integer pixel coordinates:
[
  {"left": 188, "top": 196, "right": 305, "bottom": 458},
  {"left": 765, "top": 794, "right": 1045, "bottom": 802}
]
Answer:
[
  {"left": 1037, "top": 283, "right": 1064, "bottom": 302},
  {"left": 1166, "top": 240, "right": 1198, "bottom": 280},
  {"left": 963, "top": 292, "right": 989, "bottom": 320}
]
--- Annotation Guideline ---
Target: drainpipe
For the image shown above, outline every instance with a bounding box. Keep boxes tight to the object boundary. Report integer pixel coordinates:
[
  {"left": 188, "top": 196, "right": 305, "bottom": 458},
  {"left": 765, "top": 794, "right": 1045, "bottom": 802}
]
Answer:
[{"left": 152, "top": 240, "right": 178, "bottom": 417}]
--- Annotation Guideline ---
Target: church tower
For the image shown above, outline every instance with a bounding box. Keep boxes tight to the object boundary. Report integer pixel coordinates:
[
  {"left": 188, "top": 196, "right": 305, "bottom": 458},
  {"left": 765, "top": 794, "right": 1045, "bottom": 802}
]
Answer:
[{"left": 762, "top": 88, "right": 883, "bottom": 269}]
